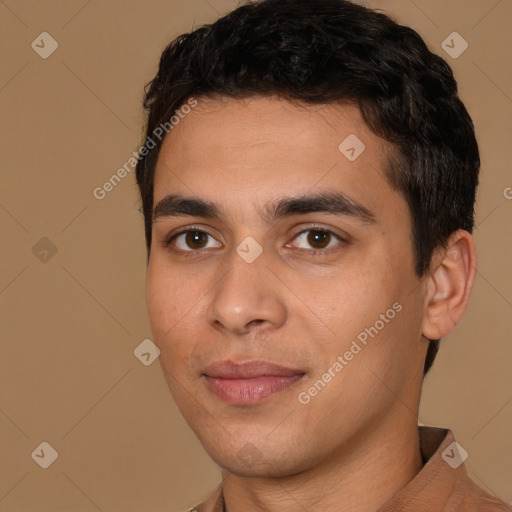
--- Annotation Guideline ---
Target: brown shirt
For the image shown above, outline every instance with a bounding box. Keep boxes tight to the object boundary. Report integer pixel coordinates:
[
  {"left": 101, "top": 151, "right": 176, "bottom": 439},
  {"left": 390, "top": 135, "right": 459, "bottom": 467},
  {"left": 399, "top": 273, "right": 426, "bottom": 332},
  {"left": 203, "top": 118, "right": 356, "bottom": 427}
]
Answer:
[{"left": 188, "top": 426, "right": 511, "bottom": 512}]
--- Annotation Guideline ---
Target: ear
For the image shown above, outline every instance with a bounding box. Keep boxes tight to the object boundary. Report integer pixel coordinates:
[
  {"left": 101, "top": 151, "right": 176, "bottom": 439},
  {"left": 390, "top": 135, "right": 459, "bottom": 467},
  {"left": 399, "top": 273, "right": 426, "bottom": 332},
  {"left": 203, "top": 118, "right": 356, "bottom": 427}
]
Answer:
[{"left": 422, "top": 230, "right": 477, "bottom": 340}]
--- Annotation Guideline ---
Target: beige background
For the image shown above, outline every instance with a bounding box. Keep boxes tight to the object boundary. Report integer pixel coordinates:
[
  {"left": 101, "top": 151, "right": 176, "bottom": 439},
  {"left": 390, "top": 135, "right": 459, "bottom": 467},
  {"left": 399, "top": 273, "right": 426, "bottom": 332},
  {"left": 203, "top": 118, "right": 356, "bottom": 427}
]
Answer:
[{"left": 0, "top": 0, "right": 510, "bottom": 510}]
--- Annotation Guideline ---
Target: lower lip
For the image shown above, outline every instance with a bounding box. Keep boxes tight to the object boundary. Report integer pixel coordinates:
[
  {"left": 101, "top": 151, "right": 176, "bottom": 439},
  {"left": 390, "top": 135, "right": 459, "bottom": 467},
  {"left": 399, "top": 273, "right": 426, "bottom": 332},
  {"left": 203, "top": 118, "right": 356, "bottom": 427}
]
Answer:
[{"left": 204, "top": 374, "right": 304, "bottom": 405}]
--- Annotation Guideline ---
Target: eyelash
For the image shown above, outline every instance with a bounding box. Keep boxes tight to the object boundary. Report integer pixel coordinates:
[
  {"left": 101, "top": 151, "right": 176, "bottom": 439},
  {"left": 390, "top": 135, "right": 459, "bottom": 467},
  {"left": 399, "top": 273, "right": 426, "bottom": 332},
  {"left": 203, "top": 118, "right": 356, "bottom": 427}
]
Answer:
[{"left": 163, "top": 224, "right": 347, "bottom": 257}]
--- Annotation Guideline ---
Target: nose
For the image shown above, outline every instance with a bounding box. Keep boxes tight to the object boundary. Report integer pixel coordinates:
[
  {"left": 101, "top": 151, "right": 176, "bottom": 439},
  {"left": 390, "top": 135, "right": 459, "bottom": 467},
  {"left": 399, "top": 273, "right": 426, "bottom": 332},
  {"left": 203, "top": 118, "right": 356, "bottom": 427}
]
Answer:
[{"left": 206, "top": 251, "right": 287, "bottom": 336}]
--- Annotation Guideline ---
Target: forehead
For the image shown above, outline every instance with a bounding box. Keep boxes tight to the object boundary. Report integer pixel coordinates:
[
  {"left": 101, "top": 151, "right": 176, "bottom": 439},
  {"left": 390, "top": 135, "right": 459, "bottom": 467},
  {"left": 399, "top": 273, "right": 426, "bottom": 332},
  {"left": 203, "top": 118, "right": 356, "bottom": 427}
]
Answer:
[
  {"left": 156, "top": 95, "right": 383, "bottom": 170},
  {"left": 152, "top": 95, "right": 403, "bottom": 224}
]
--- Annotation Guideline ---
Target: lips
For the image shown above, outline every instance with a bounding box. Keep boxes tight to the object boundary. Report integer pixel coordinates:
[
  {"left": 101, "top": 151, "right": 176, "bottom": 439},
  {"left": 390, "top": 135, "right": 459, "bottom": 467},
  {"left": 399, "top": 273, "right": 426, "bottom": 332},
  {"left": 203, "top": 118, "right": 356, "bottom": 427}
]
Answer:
[{"left": 203, "top": 360, "right": 305, "bottom": 405}]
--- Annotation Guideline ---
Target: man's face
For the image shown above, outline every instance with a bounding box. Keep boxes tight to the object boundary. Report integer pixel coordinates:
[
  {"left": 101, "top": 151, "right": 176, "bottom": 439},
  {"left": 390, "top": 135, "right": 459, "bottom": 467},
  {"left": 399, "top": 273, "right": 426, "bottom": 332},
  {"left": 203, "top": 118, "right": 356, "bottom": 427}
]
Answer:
[{"left": 146, "top": 96, "right": 428, "bottom": 476}]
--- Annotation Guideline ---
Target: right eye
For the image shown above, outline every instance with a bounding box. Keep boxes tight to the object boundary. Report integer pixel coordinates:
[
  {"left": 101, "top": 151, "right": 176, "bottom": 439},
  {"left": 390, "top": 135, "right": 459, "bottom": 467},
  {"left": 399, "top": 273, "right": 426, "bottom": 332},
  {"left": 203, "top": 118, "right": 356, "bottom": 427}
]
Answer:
[{"left": 165, "top": 229, "right": 223, "bottom": 253}]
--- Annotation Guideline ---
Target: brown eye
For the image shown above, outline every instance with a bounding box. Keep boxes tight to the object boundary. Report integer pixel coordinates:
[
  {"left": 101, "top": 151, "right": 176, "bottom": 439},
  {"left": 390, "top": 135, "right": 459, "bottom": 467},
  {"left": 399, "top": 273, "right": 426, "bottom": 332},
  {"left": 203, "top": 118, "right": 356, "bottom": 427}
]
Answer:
[
  {"left": 185, "top": 231, "right": 208, "bottom": 249},
  {"left": 291, "top": 228, "right": 343, "bottom": 252},
  {"left": 307, "top": 230, "right": 331, "bottom": 249},
  {"left": 169, "top": 230, "right": 222, "bottom": 252}
]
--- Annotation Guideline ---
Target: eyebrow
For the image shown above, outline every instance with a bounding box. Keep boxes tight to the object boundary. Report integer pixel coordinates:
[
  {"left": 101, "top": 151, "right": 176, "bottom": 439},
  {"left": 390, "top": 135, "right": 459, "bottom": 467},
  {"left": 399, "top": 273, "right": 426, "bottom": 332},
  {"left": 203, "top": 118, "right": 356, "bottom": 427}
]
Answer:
[{"left": 153, "top": 191, "right": 376, "bottom": 224}]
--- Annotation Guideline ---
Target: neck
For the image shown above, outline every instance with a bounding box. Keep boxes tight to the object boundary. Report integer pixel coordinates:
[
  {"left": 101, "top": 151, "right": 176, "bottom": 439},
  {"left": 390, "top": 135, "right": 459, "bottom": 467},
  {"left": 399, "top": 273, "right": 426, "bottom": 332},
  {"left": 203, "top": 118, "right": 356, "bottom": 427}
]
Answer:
[{"left": 221, "top": 416, "right": 423, "bottom": 512}]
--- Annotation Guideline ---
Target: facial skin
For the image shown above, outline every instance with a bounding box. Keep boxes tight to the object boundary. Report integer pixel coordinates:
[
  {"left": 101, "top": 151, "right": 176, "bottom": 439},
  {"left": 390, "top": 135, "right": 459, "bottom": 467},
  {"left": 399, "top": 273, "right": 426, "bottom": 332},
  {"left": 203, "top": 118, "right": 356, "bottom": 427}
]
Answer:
[{"left": 146, "top": 96, "right": 476, "bottom": 511}]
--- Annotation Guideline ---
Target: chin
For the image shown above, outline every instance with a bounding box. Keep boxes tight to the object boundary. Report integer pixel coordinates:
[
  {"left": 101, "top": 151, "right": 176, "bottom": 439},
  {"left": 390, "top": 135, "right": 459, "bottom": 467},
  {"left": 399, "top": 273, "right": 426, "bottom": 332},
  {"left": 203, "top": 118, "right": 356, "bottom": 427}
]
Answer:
[{"left": 203, "top": 439, "right": 312, "bottom": 478}]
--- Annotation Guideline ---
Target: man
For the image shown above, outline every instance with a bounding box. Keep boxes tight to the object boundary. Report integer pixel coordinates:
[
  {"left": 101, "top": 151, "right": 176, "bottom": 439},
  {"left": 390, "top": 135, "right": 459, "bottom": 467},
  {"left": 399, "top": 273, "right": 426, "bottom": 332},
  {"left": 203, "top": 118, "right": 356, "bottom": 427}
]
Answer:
[{"left": 135, "top": 0, "right": 510, "bottom": 510}]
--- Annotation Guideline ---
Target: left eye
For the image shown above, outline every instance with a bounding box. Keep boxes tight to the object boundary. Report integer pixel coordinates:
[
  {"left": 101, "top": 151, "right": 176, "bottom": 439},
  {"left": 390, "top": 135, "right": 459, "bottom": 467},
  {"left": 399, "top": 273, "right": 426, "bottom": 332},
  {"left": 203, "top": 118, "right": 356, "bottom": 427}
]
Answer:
[{"left": 290, "top": 229, "right": 343, "bottom": 251}]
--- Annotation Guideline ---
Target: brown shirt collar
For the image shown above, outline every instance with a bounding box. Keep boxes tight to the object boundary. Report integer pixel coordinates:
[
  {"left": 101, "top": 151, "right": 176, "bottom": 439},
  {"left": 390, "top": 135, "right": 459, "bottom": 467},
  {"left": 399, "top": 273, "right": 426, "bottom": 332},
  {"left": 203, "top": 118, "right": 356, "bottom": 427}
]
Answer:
[{"left": 190, "top": 426, "right": 510, "bottom": 512}]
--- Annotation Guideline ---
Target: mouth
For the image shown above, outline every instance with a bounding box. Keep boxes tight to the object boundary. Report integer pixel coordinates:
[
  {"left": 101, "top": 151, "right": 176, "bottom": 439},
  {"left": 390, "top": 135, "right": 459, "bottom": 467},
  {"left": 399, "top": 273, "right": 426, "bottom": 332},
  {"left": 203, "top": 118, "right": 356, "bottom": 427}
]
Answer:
[{"left": 202, "top": 360, "right": 306, "bottom": 405}]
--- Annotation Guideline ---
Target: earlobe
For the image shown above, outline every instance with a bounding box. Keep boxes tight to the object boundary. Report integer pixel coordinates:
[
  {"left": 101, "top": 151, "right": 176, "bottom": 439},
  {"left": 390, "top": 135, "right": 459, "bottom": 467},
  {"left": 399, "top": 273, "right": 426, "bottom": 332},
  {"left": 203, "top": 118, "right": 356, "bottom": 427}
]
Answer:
[{"left": 422, "top": 230, "right": 477, "bottom": 340}]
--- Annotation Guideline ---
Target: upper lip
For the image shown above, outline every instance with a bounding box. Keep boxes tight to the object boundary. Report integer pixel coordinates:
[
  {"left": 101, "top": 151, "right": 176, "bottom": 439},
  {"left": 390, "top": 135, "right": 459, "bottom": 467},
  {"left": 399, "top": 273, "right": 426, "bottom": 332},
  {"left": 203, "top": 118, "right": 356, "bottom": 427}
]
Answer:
[{"left": 203, "top": 360, "right": 304, "bottom": 379}]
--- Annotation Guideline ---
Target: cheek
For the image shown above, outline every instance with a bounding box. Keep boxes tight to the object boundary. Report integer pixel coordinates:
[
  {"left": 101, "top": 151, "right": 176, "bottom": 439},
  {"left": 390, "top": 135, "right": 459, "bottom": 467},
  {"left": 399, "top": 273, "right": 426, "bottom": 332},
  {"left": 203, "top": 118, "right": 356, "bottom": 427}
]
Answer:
[
  {"left": 309, "top": 258, "right": 420, "bottom": 374},
  {"left": 311, "top": 267, "right": 394, "bottom": 339},
  {"left": 146, "top": 256, "right": 194, "bottom": 331},
  {"left": 145, "top": 257, "right": 210, "bottom": 380},
  {"left": 145, "top": 264, "right": 173, "bottom": 339},
  {"left": 351, "top": 292, "right": 425, "bottom": 389},
  {"left": 146, "top": 259, "right": 190, "bottom": 357}
]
